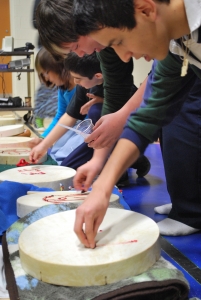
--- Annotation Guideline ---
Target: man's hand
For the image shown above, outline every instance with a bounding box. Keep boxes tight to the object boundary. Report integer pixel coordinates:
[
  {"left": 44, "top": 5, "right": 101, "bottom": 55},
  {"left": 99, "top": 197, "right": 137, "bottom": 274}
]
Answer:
[
  {"left": 74, "top": 138, "right": 139, "bottom": 248},
  {"left": 85, "top": 111, "right": 125, "bottom": 149},
  {"left": 74, "top": 187, "right": 109, "bottom": 248},
  {"left": 84, "top": 78, "right": 148, "bottom": 149},
  {"left": 73, "top": 160, "right": 102, "bottom": 191},
  {"left": 29, "top": 143, "right": 48, "bottom": 163}
]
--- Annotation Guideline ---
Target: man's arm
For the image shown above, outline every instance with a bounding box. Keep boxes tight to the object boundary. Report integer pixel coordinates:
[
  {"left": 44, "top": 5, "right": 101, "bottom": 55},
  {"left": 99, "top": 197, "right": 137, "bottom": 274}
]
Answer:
[
  {"left": 80, "top": 93, "right": 104, "bottom": 115},
  {"left": 74, "top": 53, "right": 198, "bottom": 248},
  {"left": 97, "top": 47, "right": 134, "bottom": 114},
  {"left": 86, "top": 78, "right": 147, "bottom": 148},
  {"left": 67, "top": 84, "right": 103, "bottom": 120},
  {"left": 123, "top": 54, "right": 197, "bottom": 150},
  {"left": 85, "top": 47, "right": 145, "bottom": 148},
  {"left": 74, "top": 139, "right": 139, "bottom": 248}
]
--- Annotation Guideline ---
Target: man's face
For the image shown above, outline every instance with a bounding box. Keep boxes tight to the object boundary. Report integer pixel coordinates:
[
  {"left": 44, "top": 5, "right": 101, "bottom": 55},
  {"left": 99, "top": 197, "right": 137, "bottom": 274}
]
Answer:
[
  {"left": 89, "top": 4, "right": 171, "bottom": 63},
  {"left": 71, "top": 71, "right": 102, "bottom": 89},
  {"left": 53, "top": 36, "right": 105, "bottom": 57},
  {"left": 89, "top": 26, "right": 170, "bottom": 63}
]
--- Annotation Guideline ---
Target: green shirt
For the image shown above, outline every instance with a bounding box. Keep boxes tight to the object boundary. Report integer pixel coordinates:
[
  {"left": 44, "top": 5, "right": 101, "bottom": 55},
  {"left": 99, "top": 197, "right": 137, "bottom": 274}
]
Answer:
[{"left": 97, "top": 47, "right": 135, "bottom": 115}]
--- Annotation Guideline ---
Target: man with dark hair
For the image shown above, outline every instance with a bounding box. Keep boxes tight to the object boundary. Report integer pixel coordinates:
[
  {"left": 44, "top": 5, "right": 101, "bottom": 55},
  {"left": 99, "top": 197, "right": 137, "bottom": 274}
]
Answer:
[
  {"left": 71, "top": 0, "right": 201, "bottom": 248},
  {"left": 73, "top": 0, "right": 170, "bottom": 34},
  {"left": 73, "top": 0, "right": 137, "bottom": 36},
  {"left": 36, "top": 0, "right": 201, "bottom": 243},
  {"left": 73, "top": 0, "right": 184, "bottom": 62},
  {"left": 35, "top": 0, "right": 78, "bottom": 57}
]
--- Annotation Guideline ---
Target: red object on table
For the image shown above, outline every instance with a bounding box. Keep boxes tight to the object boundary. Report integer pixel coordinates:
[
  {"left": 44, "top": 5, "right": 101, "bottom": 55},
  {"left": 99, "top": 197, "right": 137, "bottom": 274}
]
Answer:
[{"left": 16, "top": 159, "right": 30, "bottom": 167}]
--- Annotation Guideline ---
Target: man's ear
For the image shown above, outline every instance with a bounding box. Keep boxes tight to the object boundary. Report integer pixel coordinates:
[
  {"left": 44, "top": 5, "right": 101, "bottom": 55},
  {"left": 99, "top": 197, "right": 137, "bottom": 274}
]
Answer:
[
  {"left": 134, "top": 0, "right": 157, "bottom": 22},
  {"left": 95, "top": 73, "right": 103, "bottom": 79}
]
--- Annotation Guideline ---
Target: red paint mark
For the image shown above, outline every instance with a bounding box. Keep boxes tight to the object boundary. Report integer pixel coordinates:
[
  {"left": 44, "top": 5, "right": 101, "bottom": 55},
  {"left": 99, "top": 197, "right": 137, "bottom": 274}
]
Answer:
[
  {"left": 18, "top": 168, "right": 46, "bottom": 175},
  {"left": 3, "top": 149, "right": 30, "bottom": 155},
  {"left": 96, "top": 240, "right": 138, "bottom": 247},
  {"left": 42, "top": 193, "right": 89, "bottom": 204}
]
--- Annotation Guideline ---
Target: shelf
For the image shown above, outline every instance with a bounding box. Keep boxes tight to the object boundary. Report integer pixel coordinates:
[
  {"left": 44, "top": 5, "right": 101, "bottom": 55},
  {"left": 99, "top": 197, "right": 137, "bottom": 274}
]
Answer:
[
  {"left": 0, "top": 69, "right": 34, "bottom": 73},
  {"left": 0, "top": 51, "right": 35, "bottom": 112},
  {"left": 0, "top": 51, "right": 34, "bottom": 56},
  {"left": 0, "top": 107, "right": 34, "bottom": 111}
]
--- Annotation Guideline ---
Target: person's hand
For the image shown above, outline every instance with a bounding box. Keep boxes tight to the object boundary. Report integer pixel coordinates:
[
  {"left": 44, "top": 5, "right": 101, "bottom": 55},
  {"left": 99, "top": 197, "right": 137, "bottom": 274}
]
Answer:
[
  {"left": 27, "top": 137, "right": 43, "bottom": 148},
  {"left": 74, "top": 187, "right": 110, "bottom": 248},
  {"left": 85, "top": 111, "right": 125, "bottom": 149},
  {"left": 80, "top": 93, "right": 104, "bottom": 115},
  {"left": 80, "top": 100, "right": 94, "bottom": 115},
  {"left": 73, "top": 160, "right": 102, "bottom": 191},
  {"left": 29, "top": 142, "right": 47, "bottom": 163}
]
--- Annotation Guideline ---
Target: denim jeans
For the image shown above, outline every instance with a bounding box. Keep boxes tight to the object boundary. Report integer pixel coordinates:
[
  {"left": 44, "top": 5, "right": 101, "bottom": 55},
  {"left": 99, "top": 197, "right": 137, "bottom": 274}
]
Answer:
[{"left": 161, "top": 77, "right": 201, "bottom": 228}]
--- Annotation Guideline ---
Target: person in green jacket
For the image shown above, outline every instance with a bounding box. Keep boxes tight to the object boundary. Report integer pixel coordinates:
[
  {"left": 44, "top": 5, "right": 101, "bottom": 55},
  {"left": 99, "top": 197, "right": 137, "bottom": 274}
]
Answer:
[
  {"left": 70, "top": 0, "right": 201, "bottom": 248},
  {"left": 35, "top": 0, "right": 201, "bottom": 247}
]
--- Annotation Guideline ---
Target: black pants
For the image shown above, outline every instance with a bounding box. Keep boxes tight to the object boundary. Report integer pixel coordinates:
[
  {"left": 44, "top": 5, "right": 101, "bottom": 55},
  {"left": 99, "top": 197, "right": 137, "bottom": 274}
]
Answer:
[{"left": 160, "top": 78, "right": 201, "bottom": 228}]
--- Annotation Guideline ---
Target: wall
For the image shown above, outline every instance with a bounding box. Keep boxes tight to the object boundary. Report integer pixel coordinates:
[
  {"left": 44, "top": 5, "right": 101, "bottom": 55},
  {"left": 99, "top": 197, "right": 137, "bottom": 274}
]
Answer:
[
  {"left": 133, "top": 58, "right": 152, "bottom": 88},
  {"left": 9, "top": 0, "right": 39, "bottom": 105}
]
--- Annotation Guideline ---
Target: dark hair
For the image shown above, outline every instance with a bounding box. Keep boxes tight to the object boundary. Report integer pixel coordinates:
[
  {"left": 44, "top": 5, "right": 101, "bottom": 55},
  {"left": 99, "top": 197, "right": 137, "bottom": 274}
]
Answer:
[
  {"left": 65, "top": 52, "right": 101, "bottom": 79},
  {"left": 73, "top": 0, "right": 170, "bottom": 36},
  {"left": 36, "top": 0, "right": 78, "bottom": 58},
  {"left": 35, "top": 47, "right": 70, "bottom": 89}
]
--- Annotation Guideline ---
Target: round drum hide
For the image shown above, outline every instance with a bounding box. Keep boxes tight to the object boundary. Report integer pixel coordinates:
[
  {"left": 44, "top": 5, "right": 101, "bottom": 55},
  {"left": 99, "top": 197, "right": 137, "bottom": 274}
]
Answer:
[
  {"left": 0, "top": 165, "right": 76, "bottom": 190},
  {"left": 0, "top": 137, "right": 34, "bottom": 148},
  {"left": 0, "top": 148, "right": 47, "bottom": 165},
  {"left": 0, "top": 124, "right": 24, "bottom": 137},
  {"left": 19, "top": 208, "right": 160, "bottom": 286},
  {"left": 0, "top": 116, "right": 16, "bottom": 126},
  {"left": 17, "top": 191, "right": 119, "bottom": 217}
]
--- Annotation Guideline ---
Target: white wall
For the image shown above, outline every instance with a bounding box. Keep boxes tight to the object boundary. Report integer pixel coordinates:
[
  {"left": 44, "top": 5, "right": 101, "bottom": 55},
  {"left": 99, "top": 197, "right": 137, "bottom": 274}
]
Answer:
[
  {"left": 133, "top": 58, "right": 152, "bottom": 88},
  {"left": 9, "top": 0, "right": 39, "bottom": 105}
]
